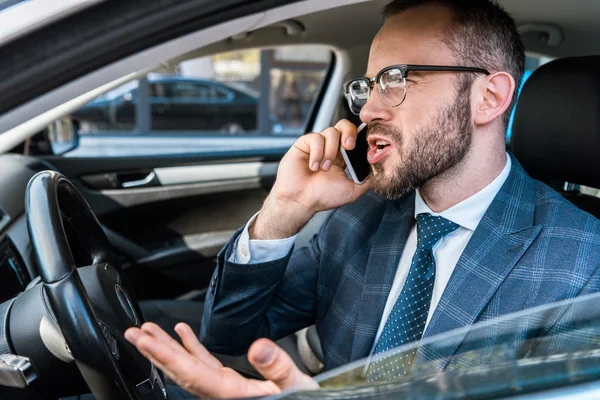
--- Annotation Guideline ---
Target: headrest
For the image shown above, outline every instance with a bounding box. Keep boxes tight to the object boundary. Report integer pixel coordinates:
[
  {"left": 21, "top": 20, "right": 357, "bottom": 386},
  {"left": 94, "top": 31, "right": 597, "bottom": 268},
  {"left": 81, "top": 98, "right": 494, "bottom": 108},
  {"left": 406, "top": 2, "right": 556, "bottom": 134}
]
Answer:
[{"left": 510, "top": 56, "right": 600, "bottom": 188}]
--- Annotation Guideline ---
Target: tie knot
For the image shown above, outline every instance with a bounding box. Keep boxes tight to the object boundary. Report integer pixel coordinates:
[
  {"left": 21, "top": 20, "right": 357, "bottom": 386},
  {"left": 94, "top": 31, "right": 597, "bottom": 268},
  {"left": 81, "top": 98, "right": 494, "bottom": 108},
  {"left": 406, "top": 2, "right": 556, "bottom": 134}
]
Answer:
[{"left": 416, "top": 213, "right": 460, "bottom": 250}]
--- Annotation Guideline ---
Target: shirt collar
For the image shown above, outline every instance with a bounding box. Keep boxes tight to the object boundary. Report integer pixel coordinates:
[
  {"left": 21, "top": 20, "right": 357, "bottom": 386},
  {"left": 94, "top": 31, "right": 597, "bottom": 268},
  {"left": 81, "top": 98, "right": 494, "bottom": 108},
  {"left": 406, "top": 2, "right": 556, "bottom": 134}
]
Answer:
[{"left": 414, "top": 153, "right": 512, "bottom": 231}]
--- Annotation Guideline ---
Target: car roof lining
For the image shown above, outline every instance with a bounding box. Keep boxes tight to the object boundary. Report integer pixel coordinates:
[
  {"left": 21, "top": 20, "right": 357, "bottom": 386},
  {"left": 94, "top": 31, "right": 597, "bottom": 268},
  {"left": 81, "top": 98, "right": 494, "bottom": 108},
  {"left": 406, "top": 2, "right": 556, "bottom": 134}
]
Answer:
[{"left": 172, "top": 0, "right": 600, "bottom": 66}]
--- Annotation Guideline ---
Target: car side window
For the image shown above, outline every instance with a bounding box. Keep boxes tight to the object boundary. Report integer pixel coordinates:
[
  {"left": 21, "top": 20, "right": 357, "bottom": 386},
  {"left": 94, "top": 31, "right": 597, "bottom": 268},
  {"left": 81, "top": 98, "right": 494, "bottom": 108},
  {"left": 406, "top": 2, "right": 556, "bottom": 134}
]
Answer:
[
  {"left": 170, "top": 82, "right": 207, "bottom": 99},
  {"left": 150, "top": 83, "right": 168, "bottom": 98},
  {"left": 210, "top": 87, "right": 229, "bottom": 100},
  {"left": 60, "top": 45, "right": 333, "bottom": 157}
]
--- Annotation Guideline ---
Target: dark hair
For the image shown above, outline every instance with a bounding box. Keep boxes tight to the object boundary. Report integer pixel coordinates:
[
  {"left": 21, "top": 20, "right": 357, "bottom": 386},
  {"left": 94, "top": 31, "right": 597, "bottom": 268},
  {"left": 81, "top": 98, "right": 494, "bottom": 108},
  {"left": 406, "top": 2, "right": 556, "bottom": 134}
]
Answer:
[{"left": 382, "top": 0, "right": 525, "bottom": 127}]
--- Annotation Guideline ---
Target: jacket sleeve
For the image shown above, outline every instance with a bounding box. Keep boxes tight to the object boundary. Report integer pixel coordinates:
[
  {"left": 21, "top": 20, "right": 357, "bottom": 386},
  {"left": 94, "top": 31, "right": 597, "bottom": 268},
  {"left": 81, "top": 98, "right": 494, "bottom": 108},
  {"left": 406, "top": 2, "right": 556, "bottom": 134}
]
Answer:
[{"left": 199, "top": 226, "right": 323, "bottom": 356}]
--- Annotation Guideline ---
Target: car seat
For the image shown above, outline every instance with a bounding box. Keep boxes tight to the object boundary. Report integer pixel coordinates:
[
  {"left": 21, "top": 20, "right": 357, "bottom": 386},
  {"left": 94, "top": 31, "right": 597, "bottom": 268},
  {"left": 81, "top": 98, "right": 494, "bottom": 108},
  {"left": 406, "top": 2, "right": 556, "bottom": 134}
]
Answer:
[{"left": 510, "top": 55, "right": 600, "bottom": 217}]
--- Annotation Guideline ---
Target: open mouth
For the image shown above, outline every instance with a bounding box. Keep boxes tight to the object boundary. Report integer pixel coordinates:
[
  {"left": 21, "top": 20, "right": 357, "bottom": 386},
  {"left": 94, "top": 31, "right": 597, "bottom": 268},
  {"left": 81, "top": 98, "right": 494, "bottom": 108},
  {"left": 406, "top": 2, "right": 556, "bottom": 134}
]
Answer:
[
  {"left": 374, "top": 140, "right": 391, "bottom": 153},
  {"left": 367, "top": 137, "right": 394, "bottom": 164}
]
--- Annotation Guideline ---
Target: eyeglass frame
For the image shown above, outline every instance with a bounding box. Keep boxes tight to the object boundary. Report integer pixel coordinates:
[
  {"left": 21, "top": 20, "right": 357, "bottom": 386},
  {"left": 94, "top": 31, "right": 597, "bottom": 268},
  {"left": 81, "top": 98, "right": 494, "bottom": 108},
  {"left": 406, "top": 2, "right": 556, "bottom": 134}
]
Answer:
[{"left": 343, "top": 64, "right": 491, "bottom": 113}]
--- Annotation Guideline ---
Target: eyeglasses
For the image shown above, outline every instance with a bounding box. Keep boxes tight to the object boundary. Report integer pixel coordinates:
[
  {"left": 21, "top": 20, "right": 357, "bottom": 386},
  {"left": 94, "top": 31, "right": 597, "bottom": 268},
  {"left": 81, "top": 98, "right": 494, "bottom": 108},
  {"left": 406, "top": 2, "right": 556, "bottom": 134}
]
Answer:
[{"left": 343, "top": 64, "right": 490, "bottom": 115}]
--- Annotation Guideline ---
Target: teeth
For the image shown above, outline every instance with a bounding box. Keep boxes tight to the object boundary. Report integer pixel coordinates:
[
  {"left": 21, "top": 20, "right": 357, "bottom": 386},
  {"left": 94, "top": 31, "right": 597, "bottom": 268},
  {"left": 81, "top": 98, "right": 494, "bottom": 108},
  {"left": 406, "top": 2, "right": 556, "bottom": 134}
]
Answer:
[{"left": 375, "top": 140, "right": 390, "bottom": 146}]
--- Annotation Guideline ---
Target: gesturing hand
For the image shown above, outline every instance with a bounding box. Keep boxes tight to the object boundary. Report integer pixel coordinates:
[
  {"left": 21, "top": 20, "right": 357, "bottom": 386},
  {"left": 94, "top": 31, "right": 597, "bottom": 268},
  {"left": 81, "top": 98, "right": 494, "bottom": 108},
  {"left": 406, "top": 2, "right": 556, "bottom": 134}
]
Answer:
[{"left": 125, "top": 322, "right": 319, "bottom": 399}]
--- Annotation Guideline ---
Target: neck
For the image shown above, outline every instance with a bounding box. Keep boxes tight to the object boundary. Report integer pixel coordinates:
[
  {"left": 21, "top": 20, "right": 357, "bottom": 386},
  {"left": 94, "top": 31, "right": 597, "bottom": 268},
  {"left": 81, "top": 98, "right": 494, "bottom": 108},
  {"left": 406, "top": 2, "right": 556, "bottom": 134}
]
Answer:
[{"left": 419, "top": 139, "right": 507, "bottom": 213}]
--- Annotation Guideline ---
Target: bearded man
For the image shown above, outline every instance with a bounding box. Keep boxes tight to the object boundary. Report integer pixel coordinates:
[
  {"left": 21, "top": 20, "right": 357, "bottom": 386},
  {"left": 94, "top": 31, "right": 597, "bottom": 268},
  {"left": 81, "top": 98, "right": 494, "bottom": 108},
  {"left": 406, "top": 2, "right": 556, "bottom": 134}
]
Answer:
[{"left": 125, "top": 0, "right": 600, "bottom": 398}]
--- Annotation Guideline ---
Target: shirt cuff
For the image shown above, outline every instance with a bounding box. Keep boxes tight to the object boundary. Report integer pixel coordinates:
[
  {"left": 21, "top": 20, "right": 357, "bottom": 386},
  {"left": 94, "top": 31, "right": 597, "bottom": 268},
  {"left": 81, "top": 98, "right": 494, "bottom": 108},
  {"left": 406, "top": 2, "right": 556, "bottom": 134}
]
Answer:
[{"left": 229, "top": 212, "right": 297, "bottom": 264}]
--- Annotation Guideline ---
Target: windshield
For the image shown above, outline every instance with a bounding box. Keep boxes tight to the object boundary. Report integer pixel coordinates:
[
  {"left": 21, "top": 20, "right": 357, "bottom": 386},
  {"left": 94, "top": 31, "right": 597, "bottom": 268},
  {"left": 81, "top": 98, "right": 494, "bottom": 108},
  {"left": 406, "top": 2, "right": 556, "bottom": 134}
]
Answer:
[{"left": 280, "top": 291, "right": 600, "bottom": 399}]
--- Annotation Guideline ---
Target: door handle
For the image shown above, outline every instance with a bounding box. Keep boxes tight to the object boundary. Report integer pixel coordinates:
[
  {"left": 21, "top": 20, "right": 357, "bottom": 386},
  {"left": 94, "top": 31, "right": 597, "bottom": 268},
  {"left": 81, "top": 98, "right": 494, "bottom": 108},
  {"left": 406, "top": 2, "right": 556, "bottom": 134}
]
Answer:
[
  {"left": 81, "top": 171, "right": 160, "bottom": 190},
  {"left": 121, "top": 171, "right": 158, "bottom": 188}
]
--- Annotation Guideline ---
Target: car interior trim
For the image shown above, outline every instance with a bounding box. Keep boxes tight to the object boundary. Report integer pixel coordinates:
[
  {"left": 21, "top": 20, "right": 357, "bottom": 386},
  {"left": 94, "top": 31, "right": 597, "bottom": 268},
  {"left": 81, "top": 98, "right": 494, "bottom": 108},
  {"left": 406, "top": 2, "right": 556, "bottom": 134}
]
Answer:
[
  {"left": 38, "top": 315, "right": 73, "bottom": 364},
  {"left": 0, "top": 0, "right": 107, "bottom": 47},
  {"left": 312, "top": 49, "right": 351, "bottom": 132},
  {"left": 303, "top": 50, "right": 337, "bottom": 133},
  {"left": 135, "top": 230, "right": 237, "bottom": 271},
  {"left": 90, "top": 178, "right": 272, "bottom": 208},
  {"left": 153, "top": 161, "right": 279, "bottom": 186}
]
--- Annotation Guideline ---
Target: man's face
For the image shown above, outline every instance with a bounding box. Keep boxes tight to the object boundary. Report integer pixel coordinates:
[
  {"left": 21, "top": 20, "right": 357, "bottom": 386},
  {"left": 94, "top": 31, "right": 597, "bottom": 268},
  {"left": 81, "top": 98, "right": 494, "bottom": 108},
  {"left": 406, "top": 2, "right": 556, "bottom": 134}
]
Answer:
[{"left": 360, "top": 5, "right": 474, "bottom": 200}]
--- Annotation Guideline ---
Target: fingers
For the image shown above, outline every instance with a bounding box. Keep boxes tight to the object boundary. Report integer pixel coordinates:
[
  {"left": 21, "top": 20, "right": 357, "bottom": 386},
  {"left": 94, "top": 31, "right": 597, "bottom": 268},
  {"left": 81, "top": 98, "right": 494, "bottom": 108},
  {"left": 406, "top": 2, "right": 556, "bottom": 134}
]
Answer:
[
  {"left": 335, "top": 119, "right": 360, "bottom": 151},
  {"left": 125, "top": 326, "right": 188, "bottom": 376},
  {"left": 301, "top": 119, "right": 360, "bottom": 173},
  {"left": 126, "top": 326, "right": 221, "bottom": 396},
  {"left": 140, "top": 322, "right": 188, "bottom": 356},
  {"left": 305, "top": 131, "right": 337, "bottom": 173},
  {"left": 307, "top": 133, "right": 325, "bottom": 172},
  {"left": 126, "top": 323, "right": 209, "bottom": 370},
  {"left": 174, "top": 323, "right": 222, "bottom": 369},
  {"left": 248, "top": 338, "right": 319, "bottom": 392},
  {"left": 320, "top": 127, "right": 341, "bottom": 172},
  {"left": 126, "top": 326, "right": 283, "bottom": 399},
  {"left": 126, "top": 326, "right": 317, "bottom": 399}
]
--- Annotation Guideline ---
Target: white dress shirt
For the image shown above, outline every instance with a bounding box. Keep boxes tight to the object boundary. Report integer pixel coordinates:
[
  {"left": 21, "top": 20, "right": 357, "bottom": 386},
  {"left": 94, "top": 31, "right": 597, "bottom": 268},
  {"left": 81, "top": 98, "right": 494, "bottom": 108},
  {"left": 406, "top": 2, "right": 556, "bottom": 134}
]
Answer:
[{"left": 229, "top": 154, "right": 511, "bottom": 345}]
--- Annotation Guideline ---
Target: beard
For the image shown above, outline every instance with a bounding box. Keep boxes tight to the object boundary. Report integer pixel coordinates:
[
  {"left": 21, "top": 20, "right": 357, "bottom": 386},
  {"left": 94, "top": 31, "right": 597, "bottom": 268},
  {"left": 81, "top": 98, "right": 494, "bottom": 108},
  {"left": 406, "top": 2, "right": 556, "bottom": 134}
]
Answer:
[{"left": 369, "top": 77, "right": 473, "bottom": 200}]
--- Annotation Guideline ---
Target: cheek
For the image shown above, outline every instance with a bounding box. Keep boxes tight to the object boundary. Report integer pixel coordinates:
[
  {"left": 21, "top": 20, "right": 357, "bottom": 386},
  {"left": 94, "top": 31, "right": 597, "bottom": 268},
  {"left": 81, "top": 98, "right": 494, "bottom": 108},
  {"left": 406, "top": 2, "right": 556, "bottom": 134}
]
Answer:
[
  {"left": 389, "top": 96, "right": 428, "bottom": 134},
  {"left": 404, "top": 79, "right": 457, "bottom": 118},
  {"left": 398, "top": 98, "right": 446, "bottom": 138}
]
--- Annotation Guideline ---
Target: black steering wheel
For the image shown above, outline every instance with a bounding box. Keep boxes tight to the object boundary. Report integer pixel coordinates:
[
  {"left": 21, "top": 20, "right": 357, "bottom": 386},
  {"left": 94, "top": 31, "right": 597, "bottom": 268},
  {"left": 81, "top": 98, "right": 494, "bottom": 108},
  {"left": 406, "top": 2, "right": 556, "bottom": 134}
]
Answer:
[{"left": 25, "top": 171, "right": 167, "bottom": 399}]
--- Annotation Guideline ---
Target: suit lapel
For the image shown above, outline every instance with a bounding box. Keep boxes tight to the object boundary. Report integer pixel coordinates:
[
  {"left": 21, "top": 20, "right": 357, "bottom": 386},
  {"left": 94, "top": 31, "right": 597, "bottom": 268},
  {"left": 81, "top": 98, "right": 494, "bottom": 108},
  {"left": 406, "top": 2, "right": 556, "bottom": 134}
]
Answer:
[
  {"left": 348, "top": 191, "right": 416, "bottom": 362},
  {"left": 420, "top": 156, "right": 542, "bottom": 367}
]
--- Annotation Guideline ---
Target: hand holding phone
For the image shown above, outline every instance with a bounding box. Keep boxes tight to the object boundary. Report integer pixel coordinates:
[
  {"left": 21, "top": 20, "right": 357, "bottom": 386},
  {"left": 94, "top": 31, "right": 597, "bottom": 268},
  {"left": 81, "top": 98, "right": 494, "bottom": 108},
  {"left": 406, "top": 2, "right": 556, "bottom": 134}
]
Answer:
[
  {"left": 249, "top": 120, "right": 372, "bottom": 240},
  {"left": 340, "top": 122, "right": 370, "bottom": 184}
]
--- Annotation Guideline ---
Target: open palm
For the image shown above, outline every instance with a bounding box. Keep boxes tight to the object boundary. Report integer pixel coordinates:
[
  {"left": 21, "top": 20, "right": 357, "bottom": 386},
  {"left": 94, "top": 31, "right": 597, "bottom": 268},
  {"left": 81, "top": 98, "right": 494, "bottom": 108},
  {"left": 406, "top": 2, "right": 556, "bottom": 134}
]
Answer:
[{"left": 125, "top": 322, "right": 318, "bottom": 399}]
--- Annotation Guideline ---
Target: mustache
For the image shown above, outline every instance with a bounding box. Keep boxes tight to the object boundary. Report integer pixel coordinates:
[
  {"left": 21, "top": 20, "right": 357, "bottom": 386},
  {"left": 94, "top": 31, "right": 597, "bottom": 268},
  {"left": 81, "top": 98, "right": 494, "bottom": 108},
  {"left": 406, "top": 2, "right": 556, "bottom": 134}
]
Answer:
[{"left": 366, "top": 122, "right": 402, "bottom": 146}]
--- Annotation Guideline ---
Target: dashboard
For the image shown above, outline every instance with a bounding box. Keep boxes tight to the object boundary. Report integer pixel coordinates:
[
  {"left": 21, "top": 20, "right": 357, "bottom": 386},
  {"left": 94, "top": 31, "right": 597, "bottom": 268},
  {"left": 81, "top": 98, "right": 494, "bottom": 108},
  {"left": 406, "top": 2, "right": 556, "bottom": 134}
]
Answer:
[
  {"left": 0, "top": 237, "right": 29, "bottom": 303},
  {"left": 0, "top": 154, "right": 55, "bottom": 303}
]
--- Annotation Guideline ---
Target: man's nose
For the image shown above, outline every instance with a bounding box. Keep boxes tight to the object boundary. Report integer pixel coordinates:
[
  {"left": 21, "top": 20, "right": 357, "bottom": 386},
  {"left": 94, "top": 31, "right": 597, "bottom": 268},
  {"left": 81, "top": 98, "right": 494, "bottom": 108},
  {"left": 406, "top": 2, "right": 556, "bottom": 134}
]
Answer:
[{"left": 359, "top": 88, "right": 393, "bottom": 124}]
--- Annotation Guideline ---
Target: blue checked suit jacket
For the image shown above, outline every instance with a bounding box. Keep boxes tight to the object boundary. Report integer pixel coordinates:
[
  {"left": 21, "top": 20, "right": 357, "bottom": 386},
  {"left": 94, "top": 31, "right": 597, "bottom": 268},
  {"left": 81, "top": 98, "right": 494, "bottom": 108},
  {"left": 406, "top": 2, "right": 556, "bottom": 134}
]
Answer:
[{"left": 200, "top": 156, "right": 600, "bottom": 371}]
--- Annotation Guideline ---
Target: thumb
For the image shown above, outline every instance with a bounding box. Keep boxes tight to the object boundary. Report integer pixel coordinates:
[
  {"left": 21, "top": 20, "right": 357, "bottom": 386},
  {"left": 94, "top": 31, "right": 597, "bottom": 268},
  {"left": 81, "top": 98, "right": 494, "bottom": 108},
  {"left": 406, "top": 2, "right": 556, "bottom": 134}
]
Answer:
[
  {"left": 349, "top": 177, "right": 372, "bottom": 202},
  {"left": 248, "top": 338, "right": 319, "bottom": 392}
]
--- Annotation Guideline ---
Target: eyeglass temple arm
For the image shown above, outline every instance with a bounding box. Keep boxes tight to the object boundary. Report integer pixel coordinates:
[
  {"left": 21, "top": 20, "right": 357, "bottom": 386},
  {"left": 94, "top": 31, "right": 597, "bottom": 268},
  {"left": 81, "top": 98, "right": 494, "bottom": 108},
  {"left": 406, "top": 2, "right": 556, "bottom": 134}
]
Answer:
[{"left": 404, "top": 65, "right": 490, "bottom": 75}]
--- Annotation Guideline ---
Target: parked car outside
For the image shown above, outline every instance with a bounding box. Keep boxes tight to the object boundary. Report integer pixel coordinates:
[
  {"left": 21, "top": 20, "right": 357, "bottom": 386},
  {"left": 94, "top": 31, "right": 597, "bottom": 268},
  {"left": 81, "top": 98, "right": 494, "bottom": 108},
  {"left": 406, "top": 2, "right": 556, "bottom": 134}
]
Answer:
[{"left": 72, "top": 75, "right": 258, "bottom": 134}]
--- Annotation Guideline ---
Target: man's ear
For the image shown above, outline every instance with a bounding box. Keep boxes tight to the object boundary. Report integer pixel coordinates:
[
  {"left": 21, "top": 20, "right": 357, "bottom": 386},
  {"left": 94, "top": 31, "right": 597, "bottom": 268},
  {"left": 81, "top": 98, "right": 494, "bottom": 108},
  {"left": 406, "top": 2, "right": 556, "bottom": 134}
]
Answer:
[{"left": 473, "top": 72, "right": 516, "bottom": 126}]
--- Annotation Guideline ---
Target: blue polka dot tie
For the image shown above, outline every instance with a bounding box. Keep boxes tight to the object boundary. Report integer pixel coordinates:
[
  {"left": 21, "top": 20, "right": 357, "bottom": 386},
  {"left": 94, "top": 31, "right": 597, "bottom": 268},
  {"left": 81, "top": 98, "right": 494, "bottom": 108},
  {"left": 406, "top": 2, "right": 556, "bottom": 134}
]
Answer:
[{"left": 367, "top": 213, "right": 460, "bottom": 381}]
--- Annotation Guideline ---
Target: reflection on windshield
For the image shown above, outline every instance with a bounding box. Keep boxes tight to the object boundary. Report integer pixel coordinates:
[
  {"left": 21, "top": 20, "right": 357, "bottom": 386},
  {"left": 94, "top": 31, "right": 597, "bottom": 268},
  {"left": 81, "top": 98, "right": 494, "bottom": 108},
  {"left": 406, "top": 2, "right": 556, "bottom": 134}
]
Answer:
[{"left": 282, "top": 291, "right": 600, "bottom": 399}]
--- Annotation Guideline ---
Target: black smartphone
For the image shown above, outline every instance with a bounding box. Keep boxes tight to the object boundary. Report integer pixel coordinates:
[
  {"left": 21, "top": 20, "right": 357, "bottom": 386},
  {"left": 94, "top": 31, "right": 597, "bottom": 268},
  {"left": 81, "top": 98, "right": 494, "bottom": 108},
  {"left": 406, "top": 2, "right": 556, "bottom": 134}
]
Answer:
[{"left": 340, "top": 123, "right": 370, "bottom": 184}]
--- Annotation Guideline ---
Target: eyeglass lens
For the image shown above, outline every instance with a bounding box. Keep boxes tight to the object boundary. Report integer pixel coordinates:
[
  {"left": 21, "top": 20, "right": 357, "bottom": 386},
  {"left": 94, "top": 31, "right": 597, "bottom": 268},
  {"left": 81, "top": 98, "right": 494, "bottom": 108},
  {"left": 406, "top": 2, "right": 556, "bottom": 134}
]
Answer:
[{"left": 346, "top": 68, "right": 407, "bottom": 114}]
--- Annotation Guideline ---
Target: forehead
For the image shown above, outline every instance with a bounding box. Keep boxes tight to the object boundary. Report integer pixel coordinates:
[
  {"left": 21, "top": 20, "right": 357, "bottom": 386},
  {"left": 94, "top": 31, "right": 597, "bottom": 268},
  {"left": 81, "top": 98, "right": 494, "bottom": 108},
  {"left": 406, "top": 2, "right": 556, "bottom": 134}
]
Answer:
[{"left": 366, "top": 4, "right": 457, "bottom": 77}]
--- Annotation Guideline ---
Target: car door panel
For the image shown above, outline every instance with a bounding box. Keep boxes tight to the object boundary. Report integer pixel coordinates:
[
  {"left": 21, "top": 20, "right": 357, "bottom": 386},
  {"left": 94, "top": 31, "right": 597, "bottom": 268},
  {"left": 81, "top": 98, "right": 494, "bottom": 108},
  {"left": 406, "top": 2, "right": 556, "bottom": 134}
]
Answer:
[
  {"left": 42, "top": 151, "right": 285, "bottom": 300},
  {"left": 44, "top": 148, "right": 287, "bottom": 176},
  {"left": 91, "top": 185, "right": 271, "bottom": 244},
  {"left": 25, "top": 33, "right": 333, "bottom": 303}
]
